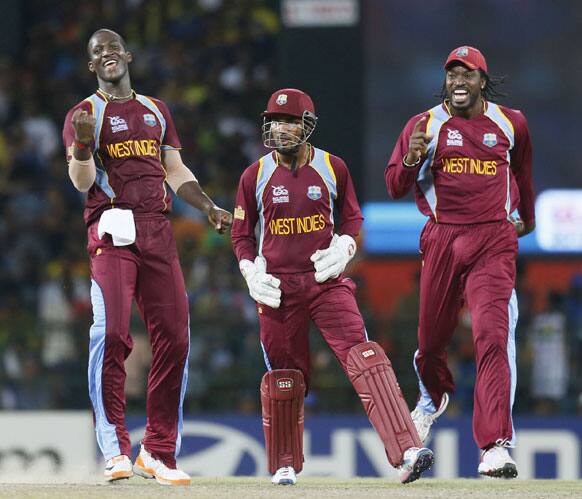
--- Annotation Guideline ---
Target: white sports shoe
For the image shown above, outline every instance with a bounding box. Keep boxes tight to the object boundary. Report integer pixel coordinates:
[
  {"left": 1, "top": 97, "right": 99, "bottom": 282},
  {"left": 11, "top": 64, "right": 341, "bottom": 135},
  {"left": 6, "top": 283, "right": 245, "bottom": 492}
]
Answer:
[
  {"left": 397, "top": 447, "right": 434, "bottom": 484},
  {"left": 104, "top": 455, "right": 133, "bottom": 482},
  {"left": 133, "top": 444, "right": 191, "bottom": 485},
  {"left": 478, "top": 445, "right": 518, "bottom": 478},
  {"left": 271, "top": 466, "right": 297, "bottom": 485},
  {"left": 411, "top": 392, "right": 449, "bottom": 443}
]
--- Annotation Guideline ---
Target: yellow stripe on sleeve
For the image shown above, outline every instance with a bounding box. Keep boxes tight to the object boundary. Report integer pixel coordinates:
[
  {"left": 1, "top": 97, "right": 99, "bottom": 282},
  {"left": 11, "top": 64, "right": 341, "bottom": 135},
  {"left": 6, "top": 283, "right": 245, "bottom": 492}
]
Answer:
[
  {"left": 497, "top": 107, "right": 515, "bottom": 137},
  {"left": 324, "top": 152, "right": 337, "bottom": 184}
]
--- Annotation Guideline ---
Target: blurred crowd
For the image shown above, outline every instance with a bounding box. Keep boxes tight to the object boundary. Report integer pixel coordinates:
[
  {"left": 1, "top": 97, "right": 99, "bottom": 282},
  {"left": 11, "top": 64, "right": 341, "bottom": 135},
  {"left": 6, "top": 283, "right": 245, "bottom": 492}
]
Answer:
[
  {"left": 0, "top": 0, "right": 278, "bottom": 413},
  {"left": 0, "top": 0, "right": 581, "bottom": 417}
]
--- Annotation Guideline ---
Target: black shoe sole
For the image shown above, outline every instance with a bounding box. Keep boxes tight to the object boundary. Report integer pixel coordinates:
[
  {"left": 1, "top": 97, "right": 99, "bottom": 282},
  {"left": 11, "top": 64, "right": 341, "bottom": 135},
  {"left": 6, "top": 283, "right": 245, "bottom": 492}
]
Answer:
[
  {"left": 402, "top": 450, "right": 435, "bottom": 484},
  {"left": 480, "top": 463, "right": 518, "bottom": 479}
]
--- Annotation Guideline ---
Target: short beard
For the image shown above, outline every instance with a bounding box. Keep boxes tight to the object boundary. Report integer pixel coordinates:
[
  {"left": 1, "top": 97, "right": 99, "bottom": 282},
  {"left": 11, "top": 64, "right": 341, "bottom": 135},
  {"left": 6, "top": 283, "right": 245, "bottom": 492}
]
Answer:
[
  {"left": 446, "top": 91, "right": 480, "bottom": 111},
  {"left": 276, "top": 144, "right": 301, "bottom": 156}
]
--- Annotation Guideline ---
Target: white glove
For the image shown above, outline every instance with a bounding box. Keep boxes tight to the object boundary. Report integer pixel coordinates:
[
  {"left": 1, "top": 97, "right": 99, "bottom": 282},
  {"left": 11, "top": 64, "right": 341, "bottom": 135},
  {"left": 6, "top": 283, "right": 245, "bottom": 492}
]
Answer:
[
  {"left": 310, "top": 234, "right": 357, "bottom": 283},
  {"left": 239, "top": 256, "right": 281, "bottom": 309}
]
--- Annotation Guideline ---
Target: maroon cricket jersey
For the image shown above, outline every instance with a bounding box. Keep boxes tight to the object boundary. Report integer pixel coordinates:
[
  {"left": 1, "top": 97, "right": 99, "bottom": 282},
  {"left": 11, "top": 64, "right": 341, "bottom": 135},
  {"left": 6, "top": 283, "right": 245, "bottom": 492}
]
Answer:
[
  {"left": 231, "top": 146, "right": 363, "bottom": 273},
  {"left": 63, "top": 90, "right": 181, "bottom": 225},
  {"left": 385, "top": 101, "right": 535, "bottom": 225}
]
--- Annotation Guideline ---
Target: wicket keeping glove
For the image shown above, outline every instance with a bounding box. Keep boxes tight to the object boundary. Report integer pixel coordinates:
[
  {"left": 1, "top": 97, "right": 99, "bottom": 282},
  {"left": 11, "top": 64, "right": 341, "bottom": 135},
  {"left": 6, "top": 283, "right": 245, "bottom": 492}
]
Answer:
[
  {"left": 239, "top": 256, "right": 281, "bottom": 309},
  {"left": 310, "top": 234, "right": 357, "bottom": 283}
]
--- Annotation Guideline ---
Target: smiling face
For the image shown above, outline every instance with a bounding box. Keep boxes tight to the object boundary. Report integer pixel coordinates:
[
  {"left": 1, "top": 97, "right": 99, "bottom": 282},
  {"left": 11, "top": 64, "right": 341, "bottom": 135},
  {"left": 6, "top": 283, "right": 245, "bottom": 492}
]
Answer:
[
  {"left": 445, "top": 64, "right": 486, "bottom": 117},
  {"left": 87, "top": 30, "right": 132, "bottom": 84}
]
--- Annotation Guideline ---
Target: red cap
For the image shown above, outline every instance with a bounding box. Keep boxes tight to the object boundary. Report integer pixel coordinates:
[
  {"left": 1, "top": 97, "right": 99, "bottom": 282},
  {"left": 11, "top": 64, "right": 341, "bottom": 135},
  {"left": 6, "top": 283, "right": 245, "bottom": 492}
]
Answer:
[
  {"left": 263, "top": 88, "right": 315, "bottom": 118},
  {"left": 444, "top": 46, "right": 488, "bottom": 73}
]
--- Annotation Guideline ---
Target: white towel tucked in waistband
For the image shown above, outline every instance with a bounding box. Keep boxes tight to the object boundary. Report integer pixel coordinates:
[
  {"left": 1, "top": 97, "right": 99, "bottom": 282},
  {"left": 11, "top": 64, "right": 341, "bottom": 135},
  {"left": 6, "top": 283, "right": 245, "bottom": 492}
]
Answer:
[{"left": 98, "top": 208, "right": 136, "bottom": 246}]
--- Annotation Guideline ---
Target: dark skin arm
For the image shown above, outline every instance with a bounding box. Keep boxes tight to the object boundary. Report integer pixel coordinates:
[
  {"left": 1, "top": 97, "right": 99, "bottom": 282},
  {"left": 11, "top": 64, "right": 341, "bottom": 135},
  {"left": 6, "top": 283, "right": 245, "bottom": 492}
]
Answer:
[
  {"left": 176, "top": 181, "right": 233, "bottom": 234},
  {"left": 71, "top": 108, "right": 96, "bottom": 159},
  {"left": 510, "top": 216, "right": 535, "bottom": 238},
  {"left": 404, "top": 116, "right": 433, "bottom": 167},
  {"left": 162, "top": 149, "right": 232, "bottom": 233}
]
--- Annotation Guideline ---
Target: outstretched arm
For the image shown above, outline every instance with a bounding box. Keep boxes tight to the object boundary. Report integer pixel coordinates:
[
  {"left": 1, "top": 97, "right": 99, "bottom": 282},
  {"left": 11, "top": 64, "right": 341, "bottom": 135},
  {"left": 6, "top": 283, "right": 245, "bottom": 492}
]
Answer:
[{"left": 163, "top": 149, "right": 232, "bottom": 233}]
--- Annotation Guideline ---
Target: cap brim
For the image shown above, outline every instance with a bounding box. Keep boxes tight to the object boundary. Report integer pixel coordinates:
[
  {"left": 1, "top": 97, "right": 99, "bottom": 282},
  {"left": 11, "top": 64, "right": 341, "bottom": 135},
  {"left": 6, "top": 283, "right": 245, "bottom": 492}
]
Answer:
[
  {"left": 444, "top": 58, "right": 479, "bottom": 71},
  {"left": 262, "top": 110, "right": 303, "bottom": 118}
]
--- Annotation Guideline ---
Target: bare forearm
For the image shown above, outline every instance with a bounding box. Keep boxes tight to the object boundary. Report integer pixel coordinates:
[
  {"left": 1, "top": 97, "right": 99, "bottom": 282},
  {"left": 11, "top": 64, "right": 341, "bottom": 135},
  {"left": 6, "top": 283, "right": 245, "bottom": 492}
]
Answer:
[
  {"left": 176, "top": 180, "right": 215, "bottom": 214},
  {"left": 521, "top": 221, "right": 535, "bottom": 238}
]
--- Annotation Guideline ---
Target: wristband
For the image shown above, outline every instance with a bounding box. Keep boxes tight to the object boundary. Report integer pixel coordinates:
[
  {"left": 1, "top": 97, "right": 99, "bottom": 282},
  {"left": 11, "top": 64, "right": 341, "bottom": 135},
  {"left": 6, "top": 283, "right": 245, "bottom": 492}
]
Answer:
[
  {"left": 402, "top": 155, "right": 421, "bottom": 168},
  {"left": 75, "top": 140, "right": 91, "bottom": 150}
]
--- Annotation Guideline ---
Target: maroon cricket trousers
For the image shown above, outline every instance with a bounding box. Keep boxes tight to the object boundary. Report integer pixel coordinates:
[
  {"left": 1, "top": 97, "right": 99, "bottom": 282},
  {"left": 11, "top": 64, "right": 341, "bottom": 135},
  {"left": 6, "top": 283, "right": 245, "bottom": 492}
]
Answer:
[
  {"left": 87, "top": 214, "right": 189, "bottom": 467},
  {"left": 414, "top": 219, "right": 518, "bottom": 449}
]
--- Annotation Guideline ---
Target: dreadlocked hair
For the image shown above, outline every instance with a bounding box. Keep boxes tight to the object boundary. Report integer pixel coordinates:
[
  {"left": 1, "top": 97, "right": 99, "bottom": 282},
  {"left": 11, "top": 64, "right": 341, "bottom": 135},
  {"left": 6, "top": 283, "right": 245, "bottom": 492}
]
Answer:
[
  {"left": 436, "top": 70, "right": 508, "bottom": 102},
  {"left": 482, "top": 73, "right": 508, "bottom": 101}
]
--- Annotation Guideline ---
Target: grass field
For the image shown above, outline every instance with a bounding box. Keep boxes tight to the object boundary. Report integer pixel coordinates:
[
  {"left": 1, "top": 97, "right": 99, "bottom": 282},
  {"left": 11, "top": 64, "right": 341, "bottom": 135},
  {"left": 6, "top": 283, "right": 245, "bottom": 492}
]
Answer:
[{"left": 0, "top": 477, "right": 580, "bottom": 499}]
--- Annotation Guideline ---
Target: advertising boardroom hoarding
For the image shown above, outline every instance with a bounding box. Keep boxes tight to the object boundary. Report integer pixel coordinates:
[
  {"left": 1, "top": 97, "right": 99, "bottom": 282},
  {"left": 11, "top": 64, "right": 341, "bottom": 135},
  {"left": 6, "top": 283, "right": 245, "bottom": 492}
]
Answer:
[
  {"left": 362, "top": 189, "right": 582, "bottom": 255},
  {"left": 1, "top": 413, "right": 580, "bottom": 480}
]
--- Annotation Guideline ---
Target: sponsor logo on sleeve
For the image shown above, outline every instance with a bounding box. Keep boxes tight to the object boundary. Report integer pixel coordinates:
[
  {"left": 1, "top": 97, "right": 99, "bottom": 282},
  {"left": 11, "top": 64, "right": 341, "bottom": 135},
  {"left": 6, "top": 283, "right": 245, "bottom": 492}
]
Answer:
[
  {"left": 483, "top": 133, "right": 497, "bottom": 147},
  {"left": 307, "top": 185, "right": 322, "bottom": 200},
  {"left": 143, "top": 114, "right": 157, "bottom": 127},
  {"left": 234, "top": 206, "right": 245, "bottom": 221},
  {"left": 109, "top": 116, "right": 128, "bottom": 133}
]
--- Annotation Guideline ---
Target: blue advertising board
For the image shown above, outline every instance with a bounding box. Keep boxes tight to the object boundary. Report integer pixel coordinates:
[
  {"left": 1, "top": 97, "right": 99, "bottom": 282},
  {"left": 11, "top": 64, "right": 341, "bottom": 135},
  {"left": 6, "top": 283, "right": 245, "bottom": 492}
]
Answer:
[
  {"left": 126, "top": 415, "right": 582, "bottom": 479},
  {"left": 362, "top": 202, "right": 541, "bottom": 255}
]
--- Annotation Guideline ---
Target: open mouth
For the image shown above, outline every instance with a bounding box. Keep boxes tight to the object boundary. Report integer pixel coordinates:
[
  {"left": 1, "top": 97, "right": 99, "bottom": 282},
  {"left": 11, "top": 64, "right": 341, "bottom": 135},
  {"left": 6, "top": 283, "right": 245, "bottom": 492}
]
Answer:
[
  {"left": 104, "top": 60, "right": 118, "bottom": 70},
  {"left": 451, "top": 89, "right": 469, "bottom": 105}
]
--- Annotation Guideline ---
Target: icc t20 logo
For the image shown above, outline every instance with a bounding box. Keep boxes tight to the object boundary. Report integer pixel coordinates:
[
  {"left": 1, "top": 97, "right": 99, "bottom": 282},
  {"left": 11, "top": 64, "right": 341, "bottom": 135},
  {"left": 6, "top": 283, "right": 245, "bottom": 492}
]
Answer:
[{"left": 109, "top": 116, "right": 128, "bottom": 133}]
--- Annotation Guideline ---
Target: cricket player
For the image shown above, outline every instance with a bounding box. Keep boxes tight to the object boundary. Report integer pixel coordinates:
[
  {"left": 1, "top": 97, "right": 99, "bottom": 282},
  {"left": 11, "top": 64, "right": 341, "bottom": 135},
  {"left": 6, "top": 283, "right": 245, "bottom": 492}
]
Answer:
[
  {"left": 232, "top": 88, "right": 434, "bottom": 485},
  {"left": 385, "top": 46, "right": 535, "bottom": 478},
  {"left": 62, "top": 29, "right": 232, "bottom": 484}
]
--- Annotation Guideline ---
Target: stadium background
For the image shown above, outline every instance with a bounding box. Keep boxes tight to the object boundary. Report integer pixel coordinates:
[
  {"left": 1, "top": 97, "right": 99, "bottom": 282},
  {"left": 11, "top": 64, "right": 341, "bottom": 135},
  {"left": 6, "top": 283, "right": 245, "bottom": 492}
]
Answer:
[{"left": 0, "top": 0, "right": 581, "bottom": 479}]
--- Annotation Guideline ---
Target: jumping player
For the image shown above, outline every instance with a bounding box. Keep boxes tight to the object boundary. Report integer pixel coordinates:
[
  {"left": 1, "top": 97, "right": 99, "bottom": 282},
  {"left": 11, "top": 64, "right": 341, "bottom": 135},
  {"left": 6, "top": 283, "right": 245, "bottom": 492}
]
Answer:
[
  {"left": 232, "top": 88, "right": 434, "bottom": 485},
  {"left": 385, "top": 46, "right": 535, "bottom": 478},
  {"left": 62, "top": 29, "right": 232, "bottom": 484}
]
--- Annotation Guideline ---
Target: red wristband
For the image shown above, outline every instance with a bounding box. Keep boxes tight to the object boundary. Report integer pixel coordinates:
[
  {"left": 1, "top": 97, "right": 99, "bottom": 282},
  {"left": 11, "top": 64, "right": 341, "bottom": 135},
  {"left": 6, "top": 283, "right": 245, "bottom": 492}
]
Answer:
[{"left": 75, "top": 140, "right": 91, "bottom": 150}]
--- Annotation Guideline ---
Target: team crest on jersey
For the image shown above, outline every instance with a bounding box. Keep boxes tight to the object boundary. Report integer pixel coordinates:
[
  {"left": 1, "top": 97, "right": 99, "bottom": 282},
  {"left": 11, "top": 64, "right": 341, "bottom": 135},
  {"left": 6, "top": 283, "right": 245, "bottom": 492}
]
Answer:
[
  {"left": 276, "top": 94, "right": 287, "bottom": 105},
  {"left": 483, "top": 133, "right": 497, "bottom": 147},
  {"left": 143, "top": 114, "right": 156, "bottom": 127},
  {"left": 272, "top": 185, "right": 289, "bottom": 203},
  {"left": 446, "top": 128, "right": 463, "bottom": 147},
  {"left": 307, "top": 185, "right": 322, "bottom": 200},
  {"left": 109, "top": 116, "right": 128, "bottom": 133}
]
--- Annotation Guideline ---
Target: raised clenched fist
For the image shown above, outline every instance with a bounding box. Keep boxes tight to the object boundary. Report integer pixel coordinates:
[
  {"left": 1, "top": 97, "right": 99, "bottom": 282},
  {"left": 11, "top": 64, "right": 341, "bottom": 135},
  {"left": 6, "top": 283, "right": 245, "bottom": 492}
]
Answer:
[{"left": 71, "top": 108, "right": 96, "bottom": 145}]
